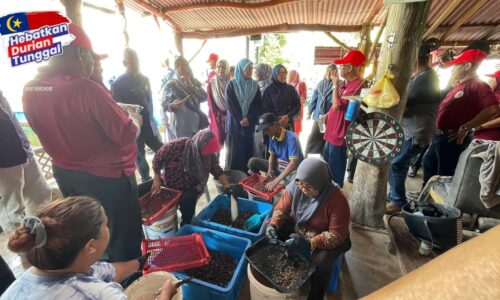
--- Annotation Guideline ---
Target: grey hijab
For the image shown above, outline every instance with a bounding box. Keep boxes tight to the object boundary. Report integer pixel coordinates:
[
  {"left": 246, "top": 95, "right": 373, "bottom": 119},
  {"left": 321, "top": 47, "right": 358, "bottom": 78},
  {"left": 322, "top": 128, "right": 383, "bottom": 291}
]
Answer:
[{"left": 288, "top": 157, "right": 339, "bottom": 226}]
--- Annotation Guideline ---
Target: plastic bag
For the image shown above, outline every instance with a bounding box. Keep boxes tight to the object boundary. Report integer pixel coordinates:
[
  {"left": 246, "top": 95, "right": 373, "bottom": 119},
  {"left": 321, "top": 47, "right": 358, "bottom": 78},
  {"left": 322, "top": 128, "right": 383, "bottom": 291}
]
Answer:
[{"left": 363, "top": 72, "right": 400, "bottom": 108}]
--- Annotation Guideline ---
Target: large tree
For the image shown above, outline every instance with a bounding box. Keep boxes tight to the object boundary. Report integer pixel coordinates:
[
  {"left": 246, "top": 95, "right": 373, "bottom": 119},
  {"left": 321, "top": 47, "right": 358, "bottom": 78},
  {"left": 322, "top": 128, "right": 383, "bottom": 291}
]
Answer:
[{"left": 257, "top": 33, "right": 290, "bottom": 66}]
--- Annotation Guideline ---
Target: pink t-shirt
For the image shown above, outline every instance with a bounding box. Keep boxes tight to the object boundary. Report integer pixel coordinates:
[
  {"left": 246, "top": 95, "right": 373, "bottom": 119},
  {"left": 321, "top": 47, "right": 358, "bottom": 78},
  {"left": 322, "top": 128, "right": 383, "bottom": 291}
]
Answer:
[
  {"left": 23, "top": 75, "right": 138, "bottom": 178},
  {"left": 324, "top": 77, "right": 364, "bottom": 146}
]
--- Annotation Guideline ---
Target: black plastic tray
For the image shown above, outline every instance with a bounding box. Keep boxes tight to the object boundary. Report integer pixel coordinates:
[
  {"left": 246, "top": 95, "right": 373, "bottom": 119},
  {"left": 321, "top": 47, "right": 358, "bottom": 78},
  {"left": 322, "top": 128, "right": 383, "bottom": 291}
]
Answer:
[{"left": 244, "top": 237, "right": 316, "bottom": 293}]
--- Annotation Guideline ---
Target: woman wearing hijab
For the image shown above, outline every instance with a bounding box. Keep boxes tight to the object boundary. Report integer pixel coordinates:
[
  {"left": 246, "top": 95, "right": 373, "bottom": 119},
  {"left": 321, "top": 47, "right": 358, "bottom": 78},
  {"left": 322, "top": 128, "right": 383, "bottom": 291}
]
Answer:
[
  {"left": 266, "top": 157, "right": 351, "bottom": 300},
  {"left": 305, "top": 64, "right": 338, "bottom": 155},
  {"left": 262, "top": 64, "right": 301, "bottom": 131},
  {"left": 253, "top": 63, "right": 273, "bottom": 93},
  {"left": 224, "top": 58, "right": 262, "bottom": 172},
  {"left": 287, "top": 70, "right": 308, "bottom": 136},
  {"left": 207, "top": 59, "right": 230, "bottom": 146},
  {"left": 151, "top": 129, "right": 230, "bottom": 225},
  {"left": 161, "top": 56, "right": 208, "bottom": 140}
]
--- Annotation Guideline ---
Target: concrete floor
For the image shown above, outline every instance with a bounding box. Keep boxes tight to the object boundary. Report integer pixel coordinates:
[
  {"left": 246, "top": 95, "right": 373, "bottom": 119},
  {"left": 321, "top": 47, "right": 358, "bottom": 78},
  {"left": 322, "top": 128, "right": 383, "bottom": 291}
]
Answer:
[{"left": 1, "top": 117, "right": 425, "bottom": 299}]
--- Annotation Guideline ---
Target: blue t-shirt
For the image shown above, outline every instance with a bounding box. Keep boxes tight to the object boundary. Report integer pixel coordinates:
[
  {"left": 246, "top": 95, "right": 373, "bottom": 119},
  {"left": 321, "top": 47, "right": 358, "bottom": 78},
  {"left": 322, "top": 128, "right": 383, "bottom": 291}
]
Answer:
[
  {"left": 1, "top": 262, "right": 125, "bottom": 300},
  {"left": 269, "top": 129, "right": 304, "bottom": 165}
]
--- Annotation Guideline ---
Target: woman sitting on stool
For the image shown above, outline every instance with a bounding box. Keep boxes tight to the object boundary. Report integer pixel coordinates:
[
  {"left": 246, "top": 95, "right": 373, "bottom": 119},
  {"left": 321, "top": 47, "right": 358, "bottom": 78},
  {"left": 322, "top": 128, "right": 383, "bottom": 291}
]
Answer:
[
  {"left": 3, "top": 196, "right": 177, "bottom": 300},
  {"left": 266, "top": 157, "right": 351, "bottom": 300}
]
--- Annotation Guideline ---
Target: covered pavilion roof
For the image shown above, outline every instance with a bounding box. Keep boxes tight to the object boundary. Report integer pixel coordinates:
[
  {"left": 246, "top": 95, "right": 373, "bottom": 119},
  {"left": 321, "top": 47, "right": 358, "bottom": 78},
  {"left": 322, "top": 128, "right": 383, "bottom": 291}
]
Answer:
[{"left": 123, "top": 0, "right": 500, "bottom": 45}]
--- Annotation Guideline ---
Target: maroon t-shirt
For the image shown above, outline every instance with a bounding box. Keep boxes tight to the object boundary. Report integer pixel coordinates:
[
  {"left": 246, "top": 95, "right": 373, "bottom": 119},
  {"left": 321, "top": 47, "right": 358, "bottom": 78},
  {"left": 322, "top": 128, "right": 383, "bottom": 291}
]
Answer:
[
  {"left": 436, "top": 79, "right": 498, "bottom": 140},
  {"left": 324, "top": 77, "right": 364, "bottom": 146},
  {"left": 23, "top": 75, "right": 138, "bottom": 178}
]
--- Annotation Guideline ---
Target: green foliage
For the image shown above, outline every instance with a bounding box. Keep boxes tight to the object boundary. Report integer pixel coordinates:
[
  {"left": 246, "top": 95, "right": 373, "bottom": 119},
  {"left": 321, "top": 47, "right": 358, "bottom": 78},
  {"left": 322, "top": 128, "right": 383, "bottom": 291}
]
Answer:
[{"left": 257, "top": 33, "right": 290, "bottom": 66}]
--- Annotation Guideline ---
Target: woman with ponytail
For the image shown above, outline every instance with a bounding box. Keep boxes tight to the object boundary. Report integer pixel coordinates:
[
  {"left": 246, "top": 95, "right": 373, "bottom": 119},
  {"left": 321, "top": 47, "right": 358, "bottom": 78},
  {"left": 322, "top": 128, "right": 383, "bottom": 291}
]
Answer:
[{"left": 2, "top": 197, "right": 176, "bottom": 300}]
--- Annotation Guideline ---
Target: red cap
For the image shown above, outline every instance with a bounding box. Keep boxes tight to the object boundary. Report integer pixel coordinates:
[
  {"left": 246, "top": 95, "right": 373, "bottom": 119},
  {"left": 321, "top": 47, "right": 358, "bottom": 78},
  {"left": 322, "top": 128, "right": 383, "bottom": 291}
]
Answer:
[
  {"left": 207, "top": 53, "right": 218, "bottom": 62},
  {"left": 68, "top": 23, "right": 93, "bottom": 52},
  {"left": 486, "top": 70, "right": 500, "bottom": 78},
  {"left": 444, "top": 49, "right": 487, "bottom": 67},
  {"left": 334, "top": 50, "right": 366, "bottom": 67}
]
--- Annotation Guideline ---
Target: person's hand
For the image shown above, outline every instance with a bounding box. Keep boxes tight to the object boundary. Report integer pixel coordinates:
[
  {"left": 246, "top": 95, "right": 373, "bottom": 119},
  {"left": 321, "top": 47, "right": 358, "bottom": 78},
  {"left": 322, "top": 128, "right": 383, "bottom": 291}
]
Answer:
[
  {"left": 240, "top": 117, "right": 249, "bottom": 127},
  {"left": 266, "top": 170, "right": 275, "bottom": 180},
  {"left": 278, "top": 115, "right": 289, "bottom": 126},
  {"left": 265, "top": 224, "right": 279, "bottom": 244},
  {"left": 306, "top": 114, "right": 311, "bottom": 120},
  {"left": 136, "top": 252, "right": 151, "bottom": 271},
  {"left": 222, "top": 185, "right": 233, "bottom": 196},
  {"left": 170, "top": 99, "right": 184, "bottom": 110},
  {"left": 330, "top": 70, "right": 340, "bottom": 86},
  {"left": 265, "top": 178, "right": 280, "bottom": 192},
  {"left": 448, "top": 126, "right": 469, "bottom": 145},
  {"left": 158, "top": 279, "right": 177, "bottom": 300},
  {"left": 284, "top": 233, "right": 311, "bottom": 258},
  {"left": 129, "top": 111, "right": 143, "bottom": 127},
  {"left": 151, "top": 176, "right": 162, "bottom": 196},
  {"left": 318, "top": 114, "right": 327, "bottom": 121}
]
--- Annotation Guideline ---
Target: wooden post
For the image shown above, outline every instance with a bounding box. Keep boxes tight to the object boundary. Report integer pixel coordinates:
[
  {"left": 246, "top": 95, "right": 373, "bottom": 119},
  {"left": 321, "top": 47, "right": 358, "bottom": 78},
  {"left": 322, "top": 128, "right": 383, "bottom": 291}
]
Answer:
[
  {"left": 358, "top": 24, "right": 372, "bottom": 77},
  {"left": 60, "top": 0, "right": 83, "bottom": 26},
  {"left": 350, "top": 0, "right": 432, "bottom": 228},
  {"left": 174, "top": 30, "right": 184, "bottom": 56}
]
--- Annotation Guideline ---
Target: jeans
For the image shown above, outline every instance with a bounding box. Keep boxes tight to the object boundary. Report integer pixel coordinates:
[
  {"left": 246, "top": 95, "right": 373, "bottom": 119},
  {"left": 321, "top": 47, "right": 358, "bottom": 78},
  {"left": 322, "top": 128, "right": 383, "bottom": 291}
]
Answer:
[
  {"left": 323, "top": 143, "right": 347, "bottom": 187},
  {"left": 423, "top": 133, "right": 471, "bottom": 186},
  {"left": 410, "top": 145, "right": 428, "bottom": 173},
  {"left": 388, "top": 139, "right": 426, "bottom": 207}
]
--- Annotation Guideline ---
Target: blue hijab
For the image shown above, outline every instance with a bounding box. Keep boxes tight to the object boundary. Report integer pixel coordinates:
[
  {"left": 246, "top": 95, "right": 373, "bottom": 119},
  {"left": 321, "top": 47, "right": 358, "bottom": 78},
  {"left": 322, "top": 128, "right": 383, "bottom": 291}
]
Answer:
[{"left": 233, "top": 58, "right": 259, "bottom": 117}]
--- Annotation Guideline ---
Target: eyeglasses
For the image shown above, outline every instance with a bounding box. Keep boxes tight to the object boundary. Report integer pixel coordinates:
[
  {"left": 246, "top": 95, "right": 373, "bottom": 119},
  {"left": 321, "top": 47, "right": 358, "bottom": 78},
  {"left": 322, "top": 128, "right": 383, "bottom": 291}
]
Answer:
[{"left": 295, "top": 179, "right": 315, "bottom": 191}]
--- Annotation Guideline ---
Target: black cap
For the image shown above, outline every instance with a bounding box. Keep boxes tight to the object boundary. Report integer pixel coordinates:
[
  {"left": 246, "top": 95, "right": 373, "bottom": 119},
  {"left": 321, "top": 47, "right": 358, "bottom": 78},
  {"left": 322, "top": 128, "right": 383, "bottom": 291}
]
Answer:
[{"left": 256, "top": 113, "right": 278, "bottom": 132}]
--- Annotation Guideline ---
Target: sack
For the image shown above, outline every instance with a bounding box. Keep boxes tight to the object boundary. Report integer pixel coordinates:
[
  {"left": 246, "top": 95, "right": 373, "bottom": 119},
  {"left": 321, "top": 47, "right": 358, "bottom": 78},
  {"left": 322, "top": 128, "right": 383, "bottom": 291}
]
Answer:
[{"left": 363, "top": 72, "right": 400, "bottom": 108}]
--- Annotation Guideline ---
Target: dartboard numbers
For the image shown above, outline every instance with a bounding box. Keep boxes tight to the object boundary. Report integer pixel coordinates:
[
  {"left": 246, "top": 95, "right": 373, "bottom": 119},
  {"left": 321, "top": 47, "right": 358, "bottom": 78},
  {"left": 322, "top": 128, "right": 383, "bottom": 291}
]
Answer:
[{"left": 346, "top": 112, "right": 405, "bottom": 165}]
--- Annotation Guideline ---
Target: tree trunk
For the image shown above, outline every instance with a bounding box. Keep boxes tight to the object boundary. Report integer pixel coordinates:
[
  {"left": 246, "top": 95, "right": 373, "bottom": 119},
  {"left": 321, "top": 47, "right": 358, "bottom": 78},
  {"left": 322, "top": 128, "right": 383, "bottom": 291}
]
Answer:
[
  {"left": 350, "top": 0, "right": 432, "bottom": 228},
  {"left": 60, "top": 0, "right": 83, "bottom": 26},
  {"left": 358, "top": 24, "right": 372, "bottom": 77}
]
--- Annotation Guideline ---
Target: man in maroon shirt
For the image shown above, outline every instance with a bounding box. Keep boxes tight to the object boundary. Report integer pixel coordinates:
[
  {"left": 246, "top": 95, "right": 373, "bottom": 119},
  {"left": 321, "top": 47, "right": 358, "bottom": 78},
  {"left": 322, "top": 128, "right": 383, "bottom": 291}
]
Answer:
[
  {"left": 423, "top": 49, "right": 499, "bottom": 185},
  {"left": 321, "top": 50, "right": 366, "bottom": 187},
  {"left": 22, "top": 24, "right": 143, "bottom": 262}
]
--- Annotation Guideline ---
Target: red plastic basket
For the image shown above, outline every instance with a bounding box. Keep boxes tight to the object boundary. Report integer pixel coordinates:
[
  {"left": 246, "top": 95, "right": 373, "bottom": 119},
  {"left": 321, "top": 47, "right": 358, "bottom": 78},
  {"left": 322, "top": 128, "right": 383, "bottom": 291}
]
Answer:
[
  {"left": 140, "top": 187, "right": 182, "bottom": 226},
  {"left": 239, "top": 174, "right": 285, "bottom": 201},
  {"left": 141, "top": 233, "right": 210, "bottom": 274}
]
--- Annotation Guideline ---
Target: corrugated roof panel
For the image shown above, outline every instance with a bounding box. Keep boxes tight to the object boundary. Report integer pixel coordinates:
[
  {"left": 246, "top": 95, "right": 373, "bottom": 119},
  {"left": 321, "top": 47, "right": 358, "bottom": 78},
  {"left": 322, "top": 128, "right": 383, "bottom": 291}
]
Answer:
[{"left": 124, "top": 0, "right": 500, "bottom": 43}]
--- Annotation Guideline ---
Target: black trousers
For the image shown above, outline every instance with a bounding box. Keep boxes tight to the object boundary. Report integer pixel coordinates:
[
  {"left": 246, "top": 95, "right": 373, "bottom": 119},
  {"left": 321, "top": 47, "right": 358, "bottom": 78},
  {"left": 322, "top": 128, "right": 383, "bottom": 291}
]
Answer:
[
  {"left": 305, "top": 120, "right": 325, "bottom": 155},
  {"left": 136, "top": 127, "right": 163, "bottom": 182},
  {"left": 0, "top": 254, "right": 15, "bottom": 295},
  {"left": 276, "top": 220, "right": 351, "bottom": 300},
  {"left": 53, "top": 166, "right": 142, "bottom": 262}
]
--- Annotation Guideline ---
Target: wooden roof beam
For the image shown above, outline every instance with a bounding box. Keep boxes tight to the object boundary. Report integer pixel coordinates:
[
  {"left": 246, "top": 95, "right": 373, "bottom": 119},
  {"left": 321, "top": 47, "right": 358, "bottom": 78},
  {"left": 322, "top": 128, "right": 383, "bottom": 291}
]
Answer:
[
  {"left": 423, "top": 0, "right": 461, "bottom": 39},
  {"left": 182, "top": 24, "right": 362, "bottom": 39},
  {"left": 325, "top": 32, "right": 352, "bottom": 51},
  {"left": 365, "top": 0, "right": 384, "bottom": 26},
  {"left": 480, "top": 25, "right": 500, "bottom": 41},
  {"left": 165, "top": 0, "right": 300, "bottom": 13},
  {"left": 441, "top": 0, "right": 489, "bottom": 41},
  {"left": 133, "top": 0, "right": 180, "bottom": 29}
]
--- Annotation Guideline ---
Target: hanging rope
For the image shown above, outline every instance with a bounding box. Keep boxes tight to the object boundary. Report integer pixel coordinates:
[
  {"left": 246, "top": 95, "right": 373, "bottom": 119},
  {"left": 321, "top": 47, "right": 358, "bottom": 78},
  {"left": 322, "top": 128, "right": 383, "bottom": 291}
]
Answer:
[{"left": 115, "top": 0, "right": 130, "bottom": 47}]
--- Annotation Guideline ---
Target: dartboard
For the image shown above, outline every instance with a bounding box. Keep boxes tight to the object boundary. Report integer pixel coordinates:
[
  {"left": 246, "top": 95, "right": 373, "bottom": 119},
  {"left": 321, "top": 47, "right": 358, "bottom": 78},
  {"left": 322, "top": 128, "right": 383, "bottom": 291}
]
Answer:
[{"left": 346, "top": 112, "right": 404, "bottom": 165}]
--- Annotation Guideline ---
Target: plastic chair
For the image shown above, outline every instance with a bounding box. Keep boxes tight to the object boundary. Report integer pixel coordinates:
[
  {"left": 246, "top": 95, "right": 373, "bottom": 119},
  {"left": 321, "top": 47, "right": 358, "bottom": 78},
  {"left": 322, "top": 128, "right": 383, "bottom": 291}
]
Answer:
[{"left": 327, "top": 252, "right": 344, "bottom": 293}]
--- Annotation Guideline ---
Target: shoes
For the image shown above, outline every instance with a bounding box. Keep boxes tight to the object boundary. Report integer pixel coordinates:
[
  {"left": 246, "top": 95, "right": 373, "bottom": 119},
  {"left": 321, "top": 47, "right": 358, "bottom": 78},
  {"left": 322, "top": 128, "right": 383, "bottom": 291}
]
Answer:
[
  {"left": 407, "top": 166, "right": 417, "bottom": 178},
  {"left": 385, "top": 202, "right": 402, "bottom": 214},
  {"left": 347, "top": 171, "right": 354, "bottom": 183}
]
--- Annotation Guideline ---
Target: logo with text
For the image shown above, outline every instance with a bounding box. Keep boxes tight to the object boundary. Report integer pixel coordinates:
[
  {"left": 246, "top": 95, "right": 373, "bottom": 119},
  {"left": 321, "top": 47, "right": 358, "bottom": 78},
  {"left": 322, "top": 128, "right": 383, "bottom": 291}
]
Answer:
[{"left": 0, "top": 11, "right": 74, "bottom": 67}]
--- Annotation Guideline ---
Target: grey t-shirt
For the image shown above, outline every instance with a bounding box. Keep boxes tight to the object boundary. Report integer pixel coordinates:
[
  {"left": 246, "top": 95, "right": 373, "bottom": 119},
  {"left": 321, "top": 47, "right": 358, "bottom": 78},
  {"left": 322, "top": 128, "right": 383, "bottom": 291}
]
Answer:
[
  {"left": 1, "top": 262, "right": 125, "bottom": 300},
  {"left": 401, "top": 67, "right": 441, "bottom": 146}
]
